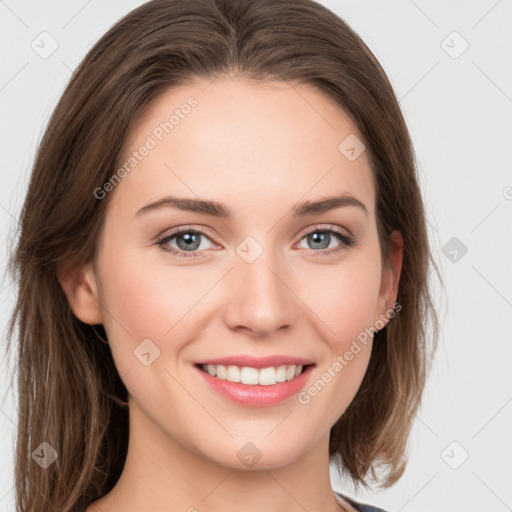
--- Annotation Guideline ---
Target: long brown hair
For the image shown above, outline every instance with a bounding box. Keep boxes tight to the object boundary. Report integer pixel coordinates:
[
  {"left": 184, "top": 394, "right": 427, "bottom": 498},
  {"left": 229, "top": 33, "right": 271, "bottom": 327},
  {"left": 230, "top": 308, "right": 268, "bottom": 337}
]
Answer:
[{"left": 6, "top": 0, "right": 441, "bottom": 510}]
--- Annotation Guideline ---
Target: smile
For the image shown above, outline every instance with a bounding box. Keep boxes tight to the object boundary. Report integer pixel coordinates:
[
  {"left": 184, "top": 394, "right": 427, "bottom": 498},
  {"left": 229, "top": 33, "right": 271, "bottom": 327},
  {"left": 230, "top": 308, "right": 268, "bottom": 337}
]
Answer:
[
  {"left": 199, "top": 363, "right": 308, "bottom": 386},
  {"left": 194, "top": 363, "right": 316, "bottom": 407}
]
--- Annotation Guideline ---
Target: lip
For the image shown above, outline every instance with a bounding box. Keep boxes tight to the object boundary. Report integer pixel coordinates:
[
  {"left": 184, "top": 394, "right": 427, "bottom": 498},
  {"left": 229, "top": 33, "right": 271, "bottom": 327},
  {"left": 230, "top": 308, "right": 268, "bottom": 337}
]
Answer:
[
  {"left": 194, "top": 363, "right": 316, "bottom": 407},
  {"left": 195, "top": 355, "right": 314, "bottom": 369}
]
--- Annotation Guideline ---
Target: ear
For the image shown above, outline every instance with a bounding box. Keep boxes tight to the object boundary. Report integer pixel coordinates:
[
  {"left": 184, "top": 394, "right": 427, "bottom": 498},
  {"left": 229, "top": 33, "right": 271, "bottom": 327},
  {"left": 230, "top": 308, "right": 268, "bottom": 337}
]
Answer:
[
  {"left": 57, "top": 261, "right": 104, "bottom": 325},
  {"left": 375, "top": 230, "right": 403, "bottom": 325}
]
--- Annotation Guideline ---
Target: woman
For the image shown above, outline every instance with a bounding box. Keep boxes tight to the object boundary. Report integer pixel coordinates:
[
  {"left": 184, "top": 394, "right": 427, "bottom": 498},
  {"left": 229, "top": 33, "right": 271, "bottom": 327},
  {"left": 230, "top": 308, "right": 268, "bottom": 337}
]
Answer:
[{"left": 6, "top": 0, "right": 440, "bottom": 511}]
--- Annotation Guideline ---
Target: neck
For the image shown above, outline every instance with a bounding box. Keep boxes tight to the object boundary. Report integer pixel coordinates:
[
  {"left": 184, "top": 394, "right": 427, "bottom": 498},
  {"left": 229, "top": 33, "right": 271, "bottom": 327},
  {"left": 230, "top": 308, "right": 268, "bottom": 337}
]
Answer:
[{"left": 91, "top": 399, "right": 347, "bottom": 512}]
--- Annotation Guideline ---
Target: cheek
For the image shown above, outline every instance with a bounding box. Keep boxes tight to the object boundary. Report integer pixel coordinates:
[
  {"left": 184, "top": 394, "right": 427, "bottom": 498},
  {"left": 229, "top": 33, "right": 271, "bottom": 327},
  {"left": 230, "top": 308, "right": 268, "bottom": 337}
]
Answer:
[
  {"left": 96, "top": 242, "right": 222, "bottom": 381},
  {"left": 291, "top": 252, "right": 381, "bottom": 408},
  {"left": 294, "top": 251, "right": 382, "bottom": 346},
  {"left": 99, "top": 244, "right": 213, "bottom": 338}
]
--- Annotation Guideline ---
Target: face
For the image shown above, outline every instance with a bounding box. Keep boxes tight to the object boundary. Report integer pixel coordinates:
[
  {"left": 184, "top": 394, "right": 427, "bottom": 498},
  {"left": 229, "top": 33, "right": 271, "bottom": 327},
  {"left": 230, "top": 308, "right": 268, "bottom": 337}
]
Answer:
[{"left": 71, "top": 77, "right": 401, "bottom": 470}]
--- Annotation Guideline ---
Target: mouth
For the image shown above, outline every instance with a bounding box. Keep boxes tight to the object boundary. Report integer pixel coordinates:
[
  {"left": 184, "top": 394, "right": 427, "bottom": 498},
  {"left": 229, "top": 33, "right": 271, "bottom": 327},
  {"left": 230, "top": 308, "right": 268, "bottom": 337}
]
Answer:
[
  {"left": 193, "top": 361, "right": 316, "bottom": 407},
  {"left": 195, "top": 362, "right": 315, "bottom": 386}
]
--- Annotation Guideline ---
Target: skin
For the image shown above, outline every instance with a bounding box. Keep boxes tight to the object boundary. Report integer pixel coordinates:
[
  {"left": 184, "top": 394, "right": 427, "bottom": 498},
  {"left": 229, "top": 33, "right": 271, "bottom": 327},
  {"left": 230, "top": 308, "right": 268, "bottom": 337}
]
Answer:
[{"left": 60, "top": 76, "right": 403, "bottom": 512}]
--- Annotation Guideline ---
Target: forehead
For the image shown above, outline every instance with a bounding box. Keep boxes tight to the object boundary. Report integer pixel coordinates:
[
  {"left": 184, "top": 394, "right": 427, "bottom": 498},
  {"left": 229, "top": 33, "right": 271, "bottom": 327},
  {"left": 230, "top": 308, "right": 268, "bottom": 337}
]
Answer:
[{"left": 110, "top": 77, "right": 376, "bottom": 220}]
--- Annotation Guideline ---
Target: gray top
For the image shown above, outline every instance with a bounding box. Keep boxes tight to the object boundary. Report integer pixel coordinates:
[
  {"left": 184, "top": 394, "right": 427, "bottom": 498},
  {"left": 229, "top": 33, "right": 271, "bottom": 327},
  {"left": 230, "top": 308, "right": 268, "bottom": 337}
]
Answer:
[{"left": 334, "top": 490, "right": 389, "bottom": 512}]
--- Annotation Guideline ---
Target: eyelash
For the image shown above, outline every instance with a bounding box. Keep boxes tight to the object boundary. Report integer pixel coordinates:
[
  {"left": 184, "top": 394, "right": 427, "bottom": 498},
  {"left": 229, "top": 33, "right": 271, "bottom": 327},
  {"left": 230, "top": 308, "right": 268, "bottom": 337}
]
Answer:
[{"left": 155, "top": 224, "right": 356, "bottom": 260}]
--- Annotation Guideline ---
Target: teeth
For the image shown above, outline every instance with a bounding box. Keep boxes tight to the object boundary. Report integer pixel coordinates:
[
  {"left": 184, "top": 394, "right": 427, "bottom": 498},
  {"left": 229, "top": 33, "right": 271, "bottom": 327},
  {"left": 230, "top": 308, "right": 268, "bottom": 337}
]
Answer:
[
  {"left": 202, "top": 364, "right": 305, "bottom": 386},
  {"left": 226, "top": 365, "right": 240, "bottom": 382}
]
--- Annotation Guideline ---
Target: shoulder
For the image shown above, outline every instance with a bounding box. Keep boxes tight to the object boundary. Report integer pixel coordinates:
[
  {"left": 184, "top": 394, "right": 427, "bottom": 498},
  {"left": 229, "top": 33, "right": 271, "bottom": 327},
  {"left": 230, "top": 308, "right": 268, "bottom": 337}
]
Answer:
[{"left": 334, "top": 490, "right": 391, "bottom": 512}]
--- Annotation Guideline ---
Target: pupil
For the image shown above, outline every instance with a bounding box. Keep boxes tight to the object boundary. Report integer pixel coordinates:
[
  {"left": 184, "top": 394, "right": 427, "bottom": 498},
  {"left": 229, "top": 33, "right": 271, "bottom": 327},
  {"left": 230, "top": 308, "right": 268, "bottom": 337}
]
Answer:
[
  {"left": 178, "top": 232, "right": 200, "bottom": 251},
  {"left": 309, "top": 232, "right": 329, "bottom": 250}
]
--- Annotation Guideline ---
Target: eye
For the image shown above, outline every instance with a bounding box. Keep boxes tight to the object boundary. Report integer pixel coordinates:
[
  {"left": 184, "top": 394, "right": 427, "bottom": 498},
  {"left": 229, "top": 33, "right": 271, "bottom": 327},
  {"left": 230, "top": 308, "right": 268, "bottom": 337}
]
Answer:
[
  {"left": 156, "top": 224, "right": 356, "bottom": 259},
  {"left": 156, "top": 228, "right": 216, "bottom": 259},
  {"left": 295, "top": 225, "right": 355, "bottom": 256}
]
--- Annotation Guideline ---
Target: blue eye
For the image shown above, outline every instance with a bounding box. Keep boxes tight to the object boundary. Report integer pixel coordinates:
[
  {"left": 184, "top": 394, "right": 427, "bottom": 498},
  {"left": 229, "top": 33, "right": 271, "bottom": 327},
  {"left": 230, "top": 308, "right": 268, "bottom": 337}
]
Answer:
[
  {"left": 156, "top": 225, "right": 355, "bottom": 259},
  {"left": 156, "top": 228, "right": 214, "bottom": 258},
  {"left": 296, "top": 228, "right": 354, "bottom": 253}
]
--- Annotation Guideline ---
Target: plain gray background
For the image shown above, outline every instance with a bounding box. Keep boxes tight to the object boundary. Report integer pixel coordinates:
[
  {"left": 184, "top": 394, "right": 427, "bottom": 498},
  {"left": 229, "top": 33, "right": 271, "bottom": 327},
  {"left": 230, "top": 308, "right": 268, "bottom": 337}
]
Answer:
[{"left": 1, "top": 1, "right": 511, "bottom": 511}]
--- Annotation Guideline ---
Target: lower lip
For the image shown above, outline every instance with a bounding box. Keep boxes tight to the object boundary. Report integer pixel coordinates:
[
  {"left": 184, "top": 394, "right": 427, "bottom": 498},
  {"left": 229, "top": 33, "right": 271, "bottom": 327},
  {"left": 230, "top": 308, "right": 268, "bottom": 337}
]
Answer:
[{"left": 194, "top": 364, "right": 315, "bottom": 407}]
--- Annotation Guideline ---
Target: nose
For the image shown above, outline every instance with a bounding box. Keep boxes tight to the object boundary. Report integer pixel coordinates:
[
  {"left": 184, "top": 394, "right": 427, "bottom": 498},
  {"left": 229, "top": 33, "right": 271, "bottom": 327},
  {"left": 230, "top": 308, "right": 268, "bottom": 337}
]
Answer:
[{"left": 222, "top": 244, "right": 299, "bottom": 337}]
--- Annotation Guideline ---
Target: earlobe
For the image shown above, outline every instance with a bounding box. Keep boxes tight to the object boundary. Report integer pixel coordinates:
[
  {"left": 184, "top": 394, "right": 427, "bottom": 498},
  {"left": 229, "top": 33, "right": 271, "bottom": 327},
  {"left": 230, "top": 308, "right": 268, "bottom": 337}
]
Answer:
[{"left": 57, "top": 261, "right": 104, "bottom": 325}]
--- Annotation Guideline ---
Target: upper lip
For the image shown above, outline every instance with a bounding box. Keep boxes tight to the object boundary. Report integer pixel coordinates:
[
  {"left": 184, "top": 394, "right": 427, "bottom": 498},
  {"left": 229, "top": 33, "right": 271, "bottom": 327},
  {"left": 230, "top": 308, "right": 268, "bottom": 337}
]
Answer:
[{"left": 195, "top": 355, "right": 315, "bottom": 369}]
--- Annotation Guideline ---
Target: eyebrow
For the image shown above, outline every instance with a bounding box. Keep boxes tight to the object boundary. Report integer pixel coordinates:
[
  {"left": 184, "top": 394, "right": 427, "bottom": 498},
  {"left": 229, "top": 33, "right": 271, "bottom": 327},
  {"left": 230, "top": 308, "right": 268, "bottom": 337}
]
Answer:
[{"left": 135, "top": 193, "right": 369, "bottom": 219}]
